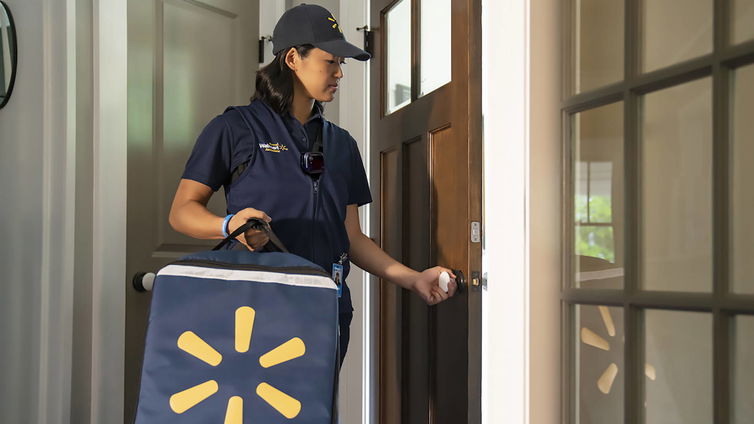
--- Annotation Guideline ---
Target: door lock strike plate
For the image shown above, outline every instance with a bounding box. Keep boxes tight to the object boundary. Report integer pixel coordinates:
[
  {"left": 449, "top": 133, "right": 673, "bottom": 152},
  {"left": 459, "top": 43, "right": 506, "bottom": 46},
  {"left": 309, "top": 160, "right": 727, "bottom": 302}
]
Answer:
[
  {"left": 471, "top": 221, "right": 481, "bottom": 243},
  {"left": 471, "top": 271, "right": 481, "bottom": 291}
]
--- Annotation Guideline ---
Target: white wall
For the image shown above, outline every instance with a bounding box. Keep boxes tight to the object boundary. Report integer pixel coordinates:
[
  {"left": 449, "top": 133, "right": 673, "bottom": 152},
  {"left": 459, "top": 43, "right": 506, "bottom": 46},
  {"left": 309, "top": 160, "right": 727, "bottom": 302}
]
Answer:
[
  {"left": 482, "top": 0, "right": 562, "bottom": 423},
  {"left": 528, "top": 0, "right": 563, "bottom": 422},
  {"left": 481, "top": 0, "right": 530, "bottom": 421},
  {"left": 0, "top": 2, "right": 45, "bottom": 422},
  {"left": 258, "top": 0, "right": 284, "bottom": 65},
  {"left": 333, "top": 1, "right": 372, "bottom": 422},
  {"left": 0, "top": 0, "right": 77, "bottom": 423}
]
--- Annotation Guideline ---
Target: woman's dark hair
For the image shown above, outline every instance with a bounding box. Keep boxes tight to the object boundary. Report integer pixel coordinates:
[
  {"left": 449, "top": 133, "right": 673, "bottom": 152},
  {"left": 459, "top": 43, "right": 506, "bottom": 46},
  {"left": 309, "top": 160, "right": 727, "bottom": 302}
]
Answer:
[{"left": 251, "top": 44, "right": 323, "bottom": 116}]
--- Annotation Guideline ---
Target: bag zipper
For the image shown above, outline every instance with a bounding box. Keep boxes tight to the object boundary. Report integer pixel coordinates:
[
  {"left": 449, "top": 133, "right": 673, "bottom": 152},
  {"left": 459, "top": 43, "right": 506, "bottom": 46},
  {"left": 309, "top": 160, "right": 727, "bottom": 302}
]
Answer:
[
  {"left": 311, "top": 178, "right": 321, "bottom": 263},
  {"left": 169, "top": 258, "right": 330, "bottom": 278}
]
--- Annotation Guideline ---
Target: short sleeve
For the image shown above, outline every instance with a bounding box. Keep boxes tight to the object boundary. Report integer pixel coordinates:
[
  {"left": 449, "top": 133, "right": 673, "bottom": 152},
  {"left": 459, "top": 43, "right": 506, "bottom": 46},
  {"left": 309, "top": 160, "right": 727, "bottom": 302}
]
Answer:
[
  {"left": 347, "top": 136, "right": 373, "bottom": 206},
  {"left": 181, "top": 115, "right": 234, "bottom": 191}
]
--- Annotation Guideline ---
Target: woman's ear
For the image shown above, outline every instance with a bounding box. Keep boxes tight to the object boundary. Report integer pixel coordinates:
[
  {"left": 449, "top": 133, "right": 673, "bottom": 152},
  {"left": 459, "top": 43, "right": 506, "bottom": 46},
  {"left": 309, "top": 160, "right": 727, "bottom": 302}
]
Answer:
[{"left": 284, "top": 47, "right": 299, "bottom": 71}]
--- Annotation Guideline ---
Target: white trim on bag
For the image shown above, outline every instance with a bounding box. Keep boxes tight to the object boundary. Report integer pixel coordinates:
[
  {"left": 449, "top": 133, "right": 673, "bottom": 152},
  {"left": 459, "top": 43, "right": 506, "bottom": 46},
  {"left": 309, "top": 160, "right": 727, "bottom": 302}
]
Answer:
[{"left": 158, "top": 264, "right": 338, "bottom": 290}]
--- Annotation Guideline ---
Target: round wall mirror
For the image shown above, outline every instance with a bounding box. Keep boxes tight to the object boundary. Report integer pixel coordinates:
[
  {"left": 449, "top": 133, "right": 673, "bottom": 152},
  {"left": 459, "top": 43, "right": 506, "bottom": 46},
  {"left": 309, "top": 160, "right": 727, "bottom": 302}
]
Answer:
[{"left": 0, "top": 1, "right": 17, "bottom": 109}]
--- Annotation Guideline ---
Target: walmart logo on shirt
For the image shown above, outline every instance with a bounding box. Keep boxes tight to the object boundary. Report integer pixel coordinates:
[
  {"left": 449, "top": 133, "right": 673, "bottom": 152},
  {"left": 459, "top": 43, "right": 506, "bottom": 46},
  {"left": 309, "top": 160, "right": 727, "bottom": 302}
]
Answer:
[{"left": 259, "top": 142, "right": 289, "bottom": 153}]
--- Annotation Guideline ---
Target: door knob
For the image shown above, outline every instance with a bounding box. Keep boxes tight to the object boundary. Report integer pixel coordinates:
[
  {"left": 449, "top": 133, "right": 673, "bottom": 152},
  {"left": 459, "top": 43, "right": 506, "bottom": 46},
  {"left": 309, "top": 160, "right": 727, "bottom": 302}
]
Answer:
[
  {"left": 132, "top": 272, "right": 155, "bottom": 292},
  {"left": 452, "top": 269, "right": 466, "bottom": 293}
]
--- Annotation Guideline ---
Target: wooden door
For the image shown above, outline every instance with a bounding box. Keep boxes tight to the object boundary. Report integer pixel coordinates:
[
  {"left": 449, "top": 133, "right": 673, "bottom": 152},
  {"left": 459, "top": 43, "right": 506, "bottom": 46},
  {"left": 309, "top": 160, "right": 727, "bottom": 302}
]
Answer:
[
  {"left": 369, "top": 0, "right": 482, "bottom": 423},
  {"left": 125, "top": 0, "right": 258, "bottom": 421}
]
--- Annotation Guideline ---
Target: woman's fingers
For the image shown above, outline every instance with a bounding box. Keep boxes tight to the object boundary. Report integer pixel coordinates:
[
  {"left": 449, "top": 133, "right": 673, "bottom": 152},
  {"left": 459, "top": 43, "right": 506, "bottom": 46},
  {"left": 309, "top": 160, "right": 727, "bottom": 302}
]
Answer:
[
  {"left": 226, "top": 208, "right": 272, "bottom": 249},
  {"left": 244, "top": 230, "right": 269, "bottom": 250},
  {"left": 237, "top": 207, "right": 271, "bottom": 223},
  {"left": 229, "top": 208, "right": 271, "bottom": 235},
  {"left": 435, "top": 286, "right": 450, "bottom": 302},
  {"left": 447, "top": 280, "right": 458, "bottom": 297}
]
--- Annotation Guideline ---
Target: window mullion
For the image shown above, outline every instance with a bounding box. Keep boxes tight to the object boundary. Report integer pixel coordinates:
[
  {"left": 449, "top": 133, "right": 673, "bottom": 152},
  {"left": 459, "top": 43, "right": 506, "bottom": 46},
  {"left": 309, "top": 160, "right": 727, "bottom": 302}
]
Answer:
[
  {"left": 714, "top": 1, "right": 732, "bottom": 422},
  {"left": 624, "top": 0, "right": 640, "bottom": 422},
  {"left": 715, "top": 310, "right": 732, "bottom": 424}
]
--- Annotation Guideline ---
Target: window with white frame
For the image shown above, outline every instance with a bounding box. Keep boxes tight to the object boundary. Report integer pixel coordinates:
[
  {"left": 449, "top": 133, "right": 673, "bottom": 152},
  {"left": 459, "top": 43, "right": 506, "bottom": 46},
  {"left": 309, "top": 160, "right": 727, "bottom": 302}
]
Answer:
[{"left": 563, "top": 1, "right": 754, "bottom": 423}]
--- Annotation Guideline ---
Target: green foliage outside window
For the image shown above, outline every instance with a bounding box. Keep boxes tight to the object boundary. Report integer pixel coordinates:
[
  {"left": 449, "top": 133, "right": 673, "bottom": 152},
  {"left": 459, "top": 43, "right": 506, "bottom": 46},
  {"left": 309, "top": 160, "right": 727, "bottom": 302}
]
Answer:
[{"left": 575, "top": 195, "right": 615, "bottom": 262}]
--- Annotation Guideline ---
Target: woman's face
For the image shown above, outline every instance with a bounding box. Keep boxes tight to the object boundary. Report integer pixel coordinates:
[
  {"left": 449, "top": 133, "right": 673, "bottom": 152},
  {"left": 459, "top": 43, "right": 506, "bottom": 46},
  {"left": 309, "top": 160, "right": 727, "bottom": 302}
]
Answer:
[{"left": 287, "top": 47, "right": 345, "bottom": 102}]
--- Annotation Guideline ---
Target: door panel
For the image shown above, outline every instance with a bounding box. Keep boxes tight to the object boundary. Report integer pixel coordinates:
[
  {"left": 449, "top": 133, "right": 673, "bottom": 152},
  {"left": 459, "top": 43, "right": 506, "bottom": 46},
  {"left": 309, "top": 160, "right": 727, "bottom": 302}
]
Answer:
[
  {"left": 379, "top": 147, "right": 403, "bottom": 424},
  {"left": 403, "top": 137, "right": 431, "bottom": 424},
  {"left": 158, "top": 0, "right": 241, "bottom": 249},
  {"left": 430, "top": 124, "right": 468, "bottom": 423},
  {"left": 125, "top": 0, "right": 258, "bottom": 421},
  {"left": 370, "top": 0, "right": 482, "bottom": 422}
]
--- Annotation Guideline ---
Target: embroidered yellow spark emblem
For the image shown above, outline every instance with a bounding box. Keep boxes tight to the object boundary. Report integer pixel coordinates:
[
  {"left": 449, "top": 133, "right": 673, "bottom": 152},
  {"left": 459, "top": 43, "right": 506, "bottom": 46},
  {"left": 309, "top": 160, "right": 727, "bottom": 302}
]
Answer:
[
  {"left": 169, "top": 306, "right": 306, "bottom": 422},
  {"left": 328, "top": 16, "right": 342, "bottom": 33},
  {"left": 259, "top": 142, "right": 288, "bottom": 153}
]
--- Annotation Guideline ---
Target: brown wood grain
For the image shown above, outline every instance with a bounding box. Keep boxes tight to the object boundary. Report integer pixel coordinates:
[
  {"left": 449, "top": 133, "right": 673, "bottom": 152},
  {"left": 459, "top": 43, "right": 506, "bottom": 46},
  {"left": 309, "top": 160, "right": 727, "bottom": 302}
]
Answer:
[{"left": 371, "top": 0, "right": 482, "bottom": 422}]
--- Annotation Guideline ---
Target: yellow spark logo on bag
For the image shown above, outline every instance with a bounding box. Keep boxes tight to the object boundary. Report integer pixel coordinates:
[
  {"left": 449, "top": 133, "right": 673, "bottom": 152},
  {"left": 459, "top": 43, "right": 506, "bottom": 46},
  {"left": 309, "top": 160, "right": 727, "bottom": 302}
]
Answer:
[{"left": 169, "top": 306, "right": 305, "bottom": 422}]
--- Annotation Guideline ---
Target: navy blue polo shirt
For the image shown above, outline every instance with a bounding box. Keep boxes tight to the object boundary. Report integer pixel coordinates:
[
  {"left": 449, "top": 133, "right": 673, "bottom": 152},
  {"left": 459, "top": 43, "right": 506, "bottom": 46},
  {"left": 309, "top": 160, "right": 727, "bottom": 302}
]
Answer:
[{"left": 181, "top": 100, "right": 372, "bottom": 314}]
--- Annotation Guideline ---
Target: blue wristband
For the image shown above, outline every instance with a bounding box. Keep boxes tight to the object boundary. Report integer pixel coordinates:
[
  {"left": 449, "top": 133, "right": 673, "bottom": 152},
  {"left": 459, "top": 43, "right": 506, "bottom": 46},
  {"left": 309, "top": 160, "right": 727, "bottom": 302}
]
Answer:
[{"left": 222, "top": 214, "right": 235, "bottom": 238}]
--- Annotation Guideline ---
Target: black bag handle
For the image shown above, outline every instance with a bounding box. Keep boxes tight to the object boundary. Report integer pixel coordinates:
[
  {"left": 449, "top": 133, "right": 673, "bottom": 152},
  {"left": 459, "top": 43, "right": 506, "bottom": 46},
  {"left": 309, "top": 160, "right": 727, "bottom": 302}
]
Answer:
[{"left": 212, "top": 217, "right": 289, "bottom": 253}]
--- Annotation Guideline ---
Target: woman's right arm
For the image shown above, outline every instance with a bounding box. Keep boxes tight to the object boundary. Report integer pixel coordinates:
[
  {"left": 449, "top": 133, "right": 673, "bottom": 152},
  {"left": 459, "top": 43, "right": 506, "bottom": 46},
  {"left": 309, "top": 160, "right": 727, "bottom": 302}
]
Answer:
[{"left": 169, "top": 178, "right": 271, "bottom": 249}]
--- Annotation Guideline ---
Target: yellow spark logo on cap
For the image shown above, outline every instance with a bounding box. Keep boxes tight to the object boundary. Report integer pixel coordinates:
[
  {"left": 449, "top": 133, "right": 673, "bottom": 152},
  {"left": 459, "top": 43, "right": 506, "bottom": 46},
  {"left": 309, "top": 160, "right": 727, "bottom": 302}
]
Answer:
[
  {"left": 328, "top": 16, "right": 342, "bottom": 33},
  {"left": 169, "top": 306, "right": 306, "bottom": 422}
]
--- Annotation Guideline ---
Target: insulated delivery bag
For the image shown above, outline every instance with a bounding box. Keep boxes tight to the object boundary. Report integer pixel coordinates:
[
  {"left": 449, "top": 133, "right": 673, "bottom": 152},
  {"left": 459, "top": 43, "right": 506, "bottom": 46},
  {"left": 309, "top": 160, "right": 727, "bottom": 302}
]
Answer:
[{"left": 134, "top": 219, "right": 340, "bottom": 424}]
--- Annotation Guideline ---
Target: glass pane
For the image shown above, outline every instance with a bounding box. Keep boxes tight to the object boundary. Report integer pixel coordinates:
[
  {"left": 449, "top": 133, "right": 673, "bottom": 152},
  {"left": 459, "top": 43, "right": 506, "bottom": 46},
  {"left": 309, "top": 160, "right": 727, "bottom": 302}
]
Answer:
[
  {"left": 644, "top": 310, "right": 712, "bottom": 424},
  {"left": 572, "top": 0, "right": 624, "bottom": 93},
  {"left": 642, "top": 79, "right": 712, "bottom": 292},
  {"left": 575, "top": 305, "right": 624, "bottom": 424},
  {"left": 420, "top": 0, "right": 451, "bottom": 96},
  {"left": 732, "top": 65, "right": 754, "bottom": 294},
  {"left": 734, "top": 315, "right": 754, "bottom": 424},
  {"left": 642, "top": 0, "right": 712, "bottom": 72},
  {"left": 573, "top": 102, "right": 624, "bottom": 289},
  {"left": 732, "top": 0, "right": 754, "bottom": 44},
  {"left": 385, "top": 0, "right": 411, "bottom": 114}
]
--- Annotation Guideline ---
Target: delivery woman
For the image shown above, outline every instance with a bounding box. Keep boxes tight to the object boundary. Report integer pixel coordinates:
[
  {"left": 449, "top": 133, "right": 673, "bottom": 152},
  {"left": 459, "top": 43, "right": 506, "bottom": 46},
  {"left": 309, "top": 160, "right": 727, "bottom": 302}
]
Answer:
[{"left": 168, "top": 4, "right": 457, "bottom": 363}]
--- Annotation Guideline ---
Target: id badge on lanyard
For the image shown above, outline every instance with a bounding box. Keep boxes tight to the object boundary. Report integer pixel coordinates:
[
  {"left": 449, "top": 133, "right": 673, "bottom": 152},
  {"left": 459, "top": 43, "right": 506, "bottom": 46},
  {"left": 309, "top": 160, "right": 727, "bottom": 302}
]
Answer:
[{"left": 332, "top": 253, "right": 347, "bottom": 298}]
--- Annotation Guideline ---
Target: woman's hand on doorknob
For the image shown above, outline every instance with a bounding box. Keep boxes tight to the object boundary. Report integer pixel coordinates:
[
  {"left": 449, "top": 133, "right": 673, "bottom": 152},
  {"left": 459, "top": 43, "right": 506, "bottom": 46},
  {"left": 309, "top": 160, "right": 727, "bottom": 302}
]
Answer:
[{"left": 411, "top": 266, "right": 457, "bottom": 305}]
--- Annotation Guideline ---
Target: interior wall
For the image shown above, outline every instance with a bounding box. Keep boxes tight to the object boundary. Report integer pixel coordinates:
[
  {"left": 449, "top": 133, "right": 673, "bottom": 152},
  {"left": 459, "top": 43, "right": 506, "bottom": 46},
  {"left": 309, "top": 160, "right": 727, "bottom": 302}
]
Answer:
[
  {"left": 0, "top": 1, "right": 45, "bottom": 422},
  {"left": 529, "top": 0, "right": 562, "bottom": 423},
  {"left": 332, "top": 1, "right": 371, "bottom": 422},
  {"left": 0, "top": 0, "right": 78, "bottom": 423}
]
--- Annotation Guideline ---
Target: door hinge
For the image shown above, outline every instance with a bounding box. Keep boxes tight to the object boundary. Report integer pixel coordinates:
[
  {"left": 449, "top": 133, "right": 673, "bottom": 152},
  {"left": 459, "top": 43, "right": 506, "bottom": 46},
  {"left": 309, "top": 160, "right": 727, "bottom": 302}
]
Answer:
[
  {"left": 259, "top": 35, "right": 272, "bottom": 63},
  {"left": 356, "top": 25, "right": 374, "bottom": 57}
]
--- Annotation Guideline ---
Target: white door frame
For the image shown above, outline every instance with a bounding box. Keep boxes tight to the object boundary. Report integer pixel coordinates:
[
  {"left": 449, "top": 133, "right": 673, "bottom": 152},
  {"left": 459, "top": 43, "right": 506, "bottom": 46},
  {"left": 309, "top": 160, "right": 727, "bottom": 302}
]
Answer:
[
  {"left": 36, "top": 0, "right": 78, "bottom": 422},
  {"left": 90, "top": 0, "right": 128, "bottom": 421},
  {"left": 481, "top": 0, "right": 530, "bottom": 421},
  {"left": 481, "top": 0, "right": 562, "bottom": 423}
]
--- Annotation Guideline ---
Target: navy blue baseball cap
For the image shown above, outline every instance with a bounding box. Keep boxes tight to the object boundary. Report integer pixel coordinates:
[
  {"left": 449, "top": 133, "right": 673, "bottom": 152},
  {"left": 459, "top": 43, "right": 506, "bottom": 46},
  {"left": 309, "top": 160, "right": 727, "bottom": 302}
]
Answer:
[{"left": 272, "top": 4, "right": 371, "bottom": 61}]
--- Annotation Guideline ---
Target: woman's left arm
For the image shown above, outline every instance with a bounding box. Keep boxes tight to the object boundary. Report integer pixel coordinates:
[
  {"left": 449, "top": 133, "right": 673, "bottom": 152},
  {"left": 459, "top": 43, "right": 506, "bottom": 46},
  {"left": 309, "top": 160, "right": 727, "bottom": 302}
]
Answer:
[{"left": 345, "top": 204, "right": 457, "bottom": 305}]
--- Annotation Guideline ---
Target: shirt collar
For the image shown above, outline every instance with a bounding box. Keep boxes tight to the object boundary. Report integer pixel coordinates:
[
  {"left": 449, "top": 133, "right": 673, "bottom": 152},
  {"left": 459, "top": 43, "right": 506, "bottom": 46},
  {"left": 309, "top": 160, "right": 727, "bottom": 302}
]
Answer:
[
  {"left": 285, "top": 102, "right": 324, "bottom": 127},
  {"left": 310, "top": 102, "right": 324, "bottom": 122}
]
